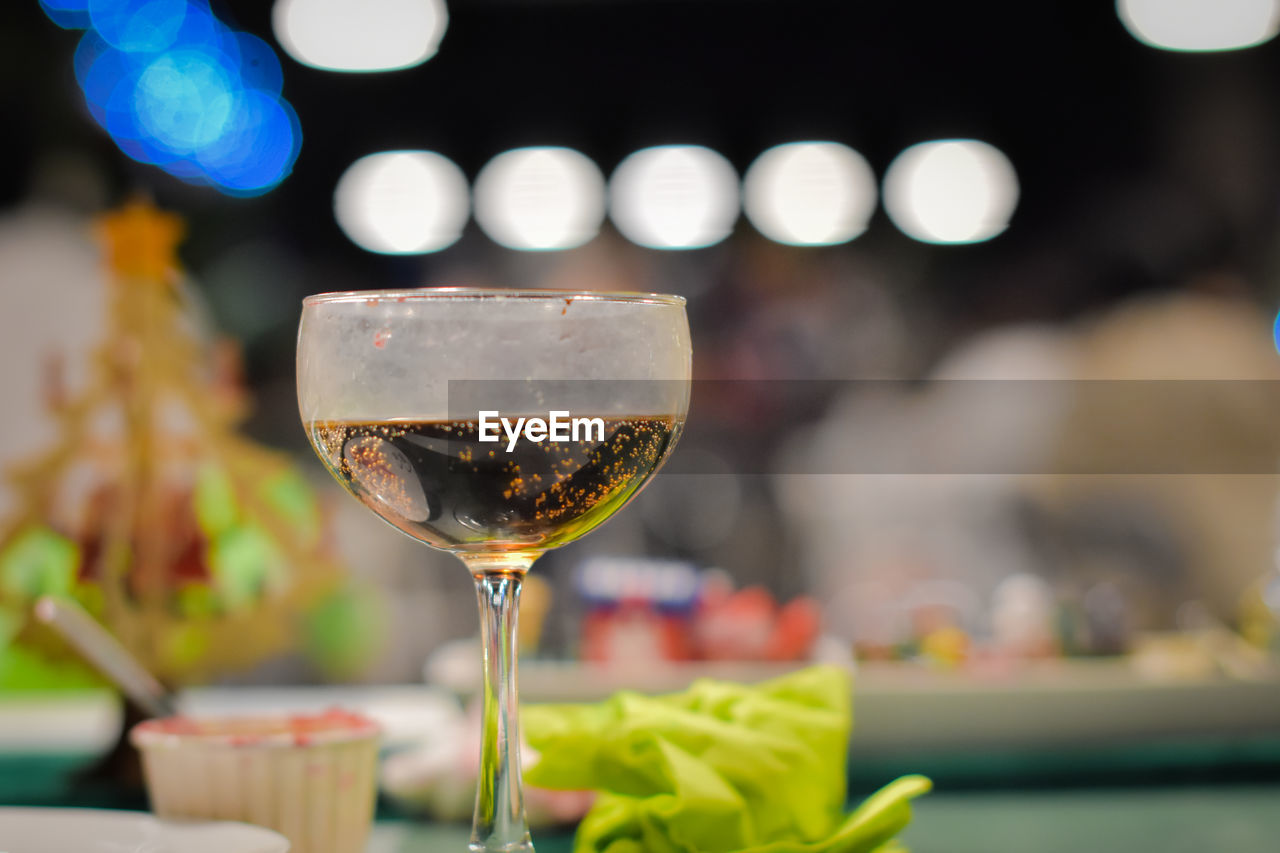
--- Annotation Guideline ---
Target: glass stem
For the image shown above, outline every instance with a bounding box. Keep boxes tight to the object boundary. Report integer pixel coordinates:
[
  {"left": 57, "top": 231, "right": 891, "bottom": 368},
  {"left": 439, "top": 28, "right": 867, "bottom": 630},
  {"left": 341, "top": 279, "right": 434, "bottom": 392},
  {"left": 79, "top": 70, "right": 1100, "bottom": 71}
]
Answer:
[{"left": 469, "top": 562, "right": 535, "bottom": 853}]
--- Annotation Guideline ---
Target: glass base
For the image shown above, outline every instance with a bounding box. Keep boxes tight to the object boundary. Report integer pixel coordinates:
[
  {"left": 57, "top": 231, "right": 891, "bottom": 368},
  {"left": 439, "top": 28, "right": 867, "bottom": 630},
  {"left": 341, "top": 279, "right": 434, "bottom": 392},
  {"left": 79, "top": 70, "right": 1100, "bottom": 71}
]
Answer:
[{"left": 469, "top": 839, "right": 535, "bottom": 853}]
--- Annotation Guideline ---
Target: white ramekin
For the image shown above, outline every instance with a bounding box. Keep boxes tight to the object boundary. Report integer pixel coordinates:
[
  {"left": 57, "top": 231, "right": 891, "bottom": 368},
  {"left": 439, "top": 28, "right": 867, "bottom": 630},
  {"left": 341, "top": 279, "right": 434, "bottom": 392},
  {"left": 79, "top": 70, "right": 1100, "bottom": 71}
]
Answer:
[{"left": 131, "top": 709, "right": 380, "bottom": 853}]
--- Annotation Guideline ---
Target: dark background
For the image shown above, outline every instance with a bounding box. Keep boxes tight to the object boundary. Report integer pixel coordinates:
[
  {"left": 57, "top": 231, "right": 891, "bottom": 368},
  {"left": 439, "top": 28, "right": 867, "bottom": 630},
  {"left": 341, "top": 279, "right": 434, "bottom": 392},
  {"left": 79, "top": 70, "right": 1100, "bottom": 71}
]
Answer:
[
  {"left": 2, "top": 8, "right": 1280, "bottom": 803},
  {"left": 6, "top": 0, "right": 1280, "bottom": 629},
  {"left": 5, "top": 0, "right": 1277, "bottom": 318}
]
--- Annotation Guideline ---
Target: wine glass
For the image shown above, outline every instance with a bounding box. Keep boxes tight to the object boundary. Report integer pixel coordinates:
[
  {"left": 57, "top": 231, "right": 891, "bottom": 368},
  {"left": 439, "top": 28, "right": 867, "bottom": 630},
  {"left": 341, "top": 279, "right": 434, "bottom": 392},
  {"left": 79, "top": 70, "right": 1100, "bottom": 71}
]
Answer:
[{"left": 297, "top": 288, "right": 691, "bottom": 852}]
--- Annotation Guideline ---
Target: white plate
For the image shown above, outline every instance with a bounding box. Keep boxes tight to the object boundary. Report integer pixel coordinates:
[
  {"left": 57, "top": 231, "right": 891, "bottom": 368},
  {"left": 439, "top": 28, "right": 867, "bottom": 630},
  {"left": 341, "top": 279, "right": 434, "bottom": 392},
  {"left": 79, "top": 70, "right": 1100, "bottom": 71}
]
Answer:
[{"left": 0, "top": 808, "right": 290, "bottom": 853}]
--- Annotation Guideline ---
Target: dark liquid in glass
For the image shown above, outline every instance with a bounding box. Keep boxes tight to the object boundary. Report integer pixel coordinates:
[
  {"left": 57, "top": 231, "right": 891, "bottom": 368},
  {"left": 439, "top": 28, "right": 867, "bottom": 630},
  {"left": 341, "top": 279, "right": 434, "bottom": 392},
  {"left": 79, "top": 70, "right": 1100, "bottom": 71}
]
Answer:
[{"left": 307, "top": 416, "right": 681, "bottom": 551}]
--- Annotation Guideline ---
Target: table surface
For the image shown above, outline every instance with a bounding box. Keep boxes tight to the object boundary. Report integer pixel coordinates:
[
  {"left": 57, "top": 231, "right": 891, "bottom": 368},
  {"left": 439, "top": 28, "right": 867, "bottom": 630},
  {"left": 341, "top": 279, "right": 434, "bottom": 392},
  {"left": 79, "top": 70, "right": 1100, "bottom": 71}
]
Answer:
[
  {"left": 2, "top": 687, "right": 1277, "bottom": 853},
  {"left": 369, "top": 785, "right": 1280, "bottom": 853}
]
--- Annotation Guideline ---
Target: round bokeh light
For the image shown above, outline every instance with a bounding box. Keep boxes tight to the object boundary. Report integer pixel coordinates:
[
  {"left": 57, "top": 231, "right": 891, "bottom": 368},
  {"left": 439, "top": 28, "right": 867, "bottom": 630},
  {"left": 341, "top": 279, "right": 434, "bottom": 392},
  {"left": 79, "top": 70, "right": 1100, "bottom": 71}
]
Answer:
[
  {"left": 1117, "top": 0, "right": 1280, "bottom": 52},
  {"left": 473, "top": 147, "right": 605, "bottom": 251},
  {"left": 743, "top": 142, "right": 877, "bottom": 246},
  {"left": 334, "top": 150, "right": 470, "bottom": 254},
  {"left": 882, "top": 139, "right": 1019, "bottom": 245},
  {"left": 273, "top": 0, "right": 448, "bottom": 72},
  {"left": 609, "top": 145, "right": 739, "bottom": 250}
]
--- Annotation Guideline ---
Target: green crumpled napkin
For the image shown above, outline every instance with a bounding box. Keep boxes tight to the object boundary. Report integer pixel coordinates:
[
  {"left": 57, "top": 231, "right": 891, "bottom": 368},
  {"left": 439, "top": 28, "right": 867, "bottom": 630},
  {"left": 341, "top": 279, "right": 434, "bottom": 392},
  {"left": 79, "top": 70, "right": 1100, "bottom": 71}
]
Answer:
[{"left": 524, "top": 665, "right": 931, "bottom": 853}]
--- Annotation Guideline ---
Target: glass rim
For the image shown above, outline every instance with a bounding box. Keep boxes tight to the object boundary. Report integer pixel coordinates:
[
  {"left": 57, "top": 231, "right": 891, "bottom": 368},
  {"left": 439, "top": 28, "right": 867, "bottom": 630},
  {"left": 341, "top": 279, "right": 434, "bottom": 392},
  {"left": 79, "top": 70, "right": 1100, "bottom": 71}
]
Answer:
[{"left": 302, "top": 287, "right": 686, "bottom": 307}]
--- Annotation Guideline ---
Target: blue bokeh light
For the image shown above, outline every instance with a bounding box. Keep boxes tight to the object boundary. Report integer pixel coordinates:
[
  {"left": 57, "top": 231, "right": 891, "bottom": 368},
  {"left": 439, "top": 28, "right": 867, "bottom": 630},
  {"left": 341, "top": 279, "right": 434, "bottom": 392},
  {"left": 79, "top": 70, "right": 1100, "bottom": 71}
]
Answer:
[
  {"left": 233, "top": 32, "right": 284, "bottom": 94},
  {"left": 90, "top": 0, "right": 188, "bottom": 54},
  {"left": 44, "top": 0, "right": 301, "bottom": 196},
  {"left": 166, "top": 2, "right": 222, "bottom": 50},
  {"left": 202, "top": 90, "right": 301, "bottom": 195},
  {"left": 40, "top": 0, "right": 91, "bottom": 29},
  {"left": 135, "top": 49, "right": 237, "bottom": 152}
]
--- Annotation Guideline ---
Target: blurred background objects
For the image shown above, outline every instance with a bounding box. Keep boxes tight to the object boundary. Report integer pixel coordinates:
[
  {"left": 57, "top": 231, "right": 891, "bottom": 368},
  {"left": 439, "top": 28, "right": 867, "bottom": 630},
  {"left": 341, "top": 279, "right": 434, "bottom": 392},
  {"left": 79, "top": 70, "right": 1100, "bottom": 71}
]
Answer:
[{"left": 1, "top": 0, "right": 1280, "bottom": 831}]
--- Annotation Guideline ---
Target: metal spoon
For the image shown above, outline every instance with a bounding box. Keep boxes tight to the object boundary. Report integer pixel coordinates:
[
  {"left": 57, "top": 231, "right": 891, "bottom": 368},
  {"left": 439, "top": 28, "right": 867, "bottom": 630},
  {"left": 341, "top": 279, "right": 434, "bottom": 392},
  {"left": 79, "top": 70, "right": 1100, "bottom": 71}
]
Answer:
[{"left": 34, "top": 594, "right": 178, "bottom": 718}]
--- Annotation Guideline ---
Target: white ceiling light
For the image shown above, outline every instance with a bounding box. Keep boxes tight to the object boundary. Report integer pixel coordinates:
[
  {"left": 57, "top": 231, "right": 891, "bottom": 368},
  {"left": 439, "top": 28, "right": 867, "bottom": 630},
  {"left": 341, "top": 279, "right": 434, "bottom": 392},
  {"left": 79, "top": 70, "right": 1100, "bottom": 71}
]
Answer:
[
  {"left": 273, "top": 0, "right": 448, "bottom": 72},
  {"left": 472, "top": 147, "right": 606, "bottom": 251},
  {"left": 743, "top": 142, "right": 877, "bottom": 246},
  {"left": 882, "top": 139, "right": 1019, "bottom": 245},
  {"left": 333, "top": 151, "right": 469, "bottom": 254},
  {"left": 1117, "top": 0, "right": 1279, "bottom": 52},
  {"left": 609, "top": 145, "right": 739, "bottom": 250}
]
